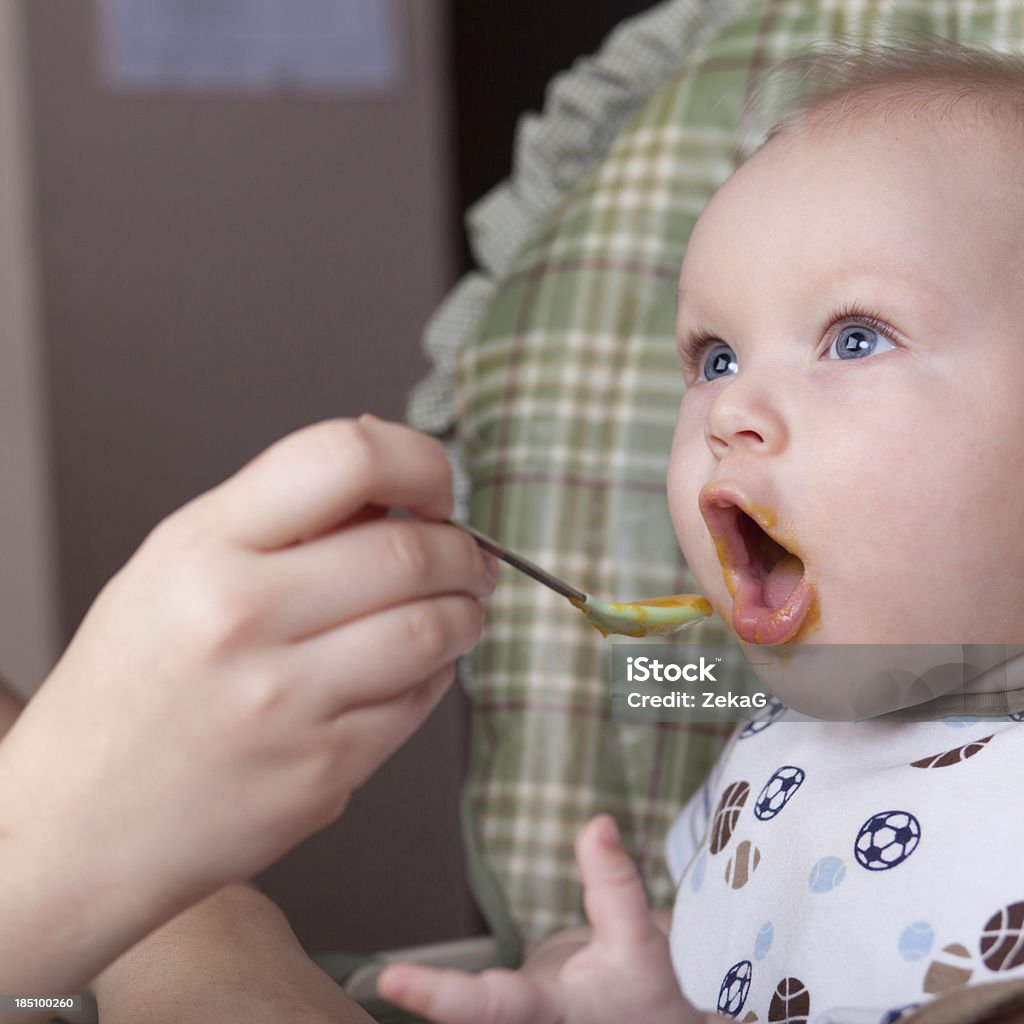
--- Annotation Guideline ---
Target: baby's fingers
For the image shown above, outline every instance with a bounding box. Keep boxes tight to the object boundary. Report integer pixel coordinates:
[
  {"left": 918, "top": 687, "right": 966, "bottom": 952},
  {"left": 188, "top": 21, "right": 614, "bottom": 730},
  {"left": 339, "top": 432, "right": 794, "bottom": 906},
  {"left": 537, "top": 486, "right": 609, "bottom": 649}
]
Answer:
[
  {"left": 577, "top": 815, "right": 661, "bottom": 955},
  {"left": 377, "top": 963, "right": 562, "bottom": 1024}
]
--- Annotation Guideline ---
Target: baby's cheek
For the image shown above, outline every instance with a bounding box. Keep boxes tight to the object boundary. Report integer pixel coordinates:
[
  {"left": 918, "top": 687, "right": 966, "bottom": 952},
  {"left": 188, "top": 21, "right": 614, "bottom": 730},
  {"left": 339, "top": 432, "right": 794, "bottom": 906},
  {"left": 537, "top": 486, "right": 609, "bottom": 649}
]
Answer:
[
  {"left": 667, "top": 408, "right": 705, "bottom": 500},
  {"left": 686, "top": 535, "right": 729, "bottom": 598},
  {"left": 666, "top": 451, "right": 703, "bottom": 546},
  {"left": 667, "top": 472, "right": 719, "bottom": 592},
  {"left": 668, "top": 402, "right": 720, "bottom": 585}
]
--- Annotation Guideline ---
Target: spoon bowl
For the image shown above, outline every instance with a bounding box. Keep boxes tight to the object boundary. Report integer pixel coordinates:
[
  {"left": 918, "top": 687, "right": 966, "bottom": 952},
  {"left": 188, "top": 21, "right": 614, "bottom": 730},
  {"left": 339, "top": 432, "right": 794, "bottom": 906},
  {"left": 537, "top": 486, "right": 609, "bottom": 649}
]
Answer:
[{"left": 573, "top": 593, "right": 713, "bottom": 638}]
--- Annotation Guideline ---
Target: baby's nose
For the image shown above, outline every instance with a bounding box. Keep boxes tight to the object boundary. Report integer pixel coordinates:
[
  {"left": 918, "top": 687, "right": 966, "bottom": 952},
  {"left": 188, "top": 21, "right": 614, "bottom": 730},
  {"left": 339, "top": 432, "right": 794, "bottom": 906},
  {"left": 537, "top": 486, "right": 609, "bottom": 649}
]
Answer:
[{"left": 704, "top": 376, "right": 787, "bottom": 458}]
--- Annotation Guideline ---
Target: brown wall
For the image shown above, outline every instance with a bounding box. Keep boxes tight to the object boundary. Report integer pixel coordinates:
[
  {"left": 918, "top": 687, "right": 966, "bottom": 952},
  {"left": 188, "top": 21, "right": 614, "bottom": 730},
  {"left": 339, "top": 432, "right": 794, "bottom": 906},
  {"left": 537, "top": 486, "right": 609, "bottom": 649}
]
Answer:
[
  {"left": 0, "top": 0, "right": 58, "bottom": 699},
  {"left": 21, "top": 0, "right": 482, "bottom": 953}
]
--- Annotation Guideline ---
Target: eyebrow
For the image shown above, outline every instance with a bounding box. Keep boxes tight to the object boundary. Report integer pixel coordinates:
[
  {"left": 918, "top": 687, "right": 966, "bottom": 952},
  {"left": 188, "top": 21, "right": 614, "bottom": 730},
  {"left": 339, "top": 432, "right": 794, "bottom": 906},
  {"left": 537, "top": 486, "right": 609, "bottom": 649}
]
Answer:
[
  {"left": 677, "top": 269, "right": 953, "bottom": 327},
  {"left": 676, "top": 280, "right": 735, "bottom": 322},
  {"left": 833, "top": 269, "right": 953, "bottom": 317}
]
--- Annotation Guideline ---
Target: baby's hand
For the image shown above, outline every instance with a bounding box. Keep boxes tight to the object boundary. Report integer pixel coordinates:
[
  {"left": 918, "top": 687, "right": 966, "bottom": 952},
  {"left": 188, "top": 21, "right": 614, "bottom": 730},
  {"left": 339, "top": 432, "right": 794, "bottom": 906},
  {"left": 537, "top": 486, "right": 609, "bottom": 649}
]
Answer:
[
  {"left": 0, "top": 417, "right": 494, "bottom": 920},
  {"left": 378, "top": 816, "right": 719, "bottom": 1024}
]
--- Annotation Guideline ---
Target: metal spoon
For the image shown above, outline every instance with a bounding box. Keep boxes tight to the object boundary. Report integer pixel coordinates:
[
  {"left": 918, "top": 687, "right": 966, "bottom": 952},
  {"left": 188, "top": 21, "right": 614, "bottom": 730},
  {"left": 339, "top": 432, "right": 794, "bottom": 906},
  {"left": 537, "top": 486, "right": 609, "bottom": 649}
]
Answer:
[{"left": 449, "top": 519, "right": 712, "bottom": 638}]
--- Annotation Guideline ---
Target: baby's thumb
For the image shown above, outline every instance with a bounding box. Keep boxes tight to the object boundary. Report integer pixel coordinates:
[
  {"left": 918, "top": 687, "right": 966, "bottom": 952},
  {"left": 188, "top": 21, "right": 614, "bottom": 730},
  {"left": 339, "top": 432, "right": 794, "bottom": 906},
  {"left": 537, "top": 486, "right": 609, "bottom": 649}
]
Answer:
[{"left": 577, "top": 815, "right": 658, "bottom": 954}]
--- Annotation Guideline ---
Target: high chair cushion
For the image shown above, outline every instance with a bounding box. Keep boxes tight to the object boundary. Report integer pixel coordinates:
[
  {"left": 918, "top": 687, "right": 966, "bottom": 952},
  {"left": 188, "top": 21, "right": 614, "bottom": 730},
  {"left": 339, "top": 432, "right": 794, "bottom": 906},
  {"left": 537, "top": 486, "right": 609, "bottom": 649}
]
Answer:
[{"left": 407, "top": 0, "right": 1024, "bottom": 961}]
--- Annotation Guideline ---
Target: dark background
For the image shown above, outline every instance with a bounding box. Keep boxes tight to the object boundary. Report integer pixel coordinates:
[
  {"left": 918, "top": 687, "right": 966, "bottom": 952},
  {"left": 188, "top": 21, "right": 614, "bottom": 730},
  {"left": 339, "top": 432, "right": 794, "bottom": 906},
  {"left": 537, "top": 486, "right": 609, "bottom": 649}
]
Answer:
[{"left": 449, "top": 0, "right": 656, "bottom": 269}]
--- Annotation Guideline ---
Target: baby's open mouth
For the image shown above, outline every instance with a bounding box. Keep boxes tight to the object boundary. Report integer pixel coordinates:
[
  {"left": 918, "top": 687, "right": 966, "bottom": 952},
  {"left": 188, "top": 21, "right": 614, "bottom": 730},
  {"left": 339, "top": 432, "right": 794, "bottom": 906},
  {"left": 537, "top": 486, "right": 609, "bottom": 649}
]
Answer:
[{"left": 699, "top": 488, "right": 815, "bottom": 645}]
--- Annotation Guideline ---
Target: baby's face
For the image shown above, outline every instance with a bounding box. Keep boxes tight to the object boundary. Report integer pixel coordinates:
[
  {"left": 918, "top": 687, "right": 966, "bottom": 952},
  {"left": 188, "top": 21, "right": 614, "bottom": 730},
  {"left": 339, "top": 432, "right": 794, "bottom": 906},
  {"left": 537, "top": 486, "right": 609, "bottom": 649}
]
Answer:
[{"left": 668, "top": 113, "right": 1024, "bottom": 649}]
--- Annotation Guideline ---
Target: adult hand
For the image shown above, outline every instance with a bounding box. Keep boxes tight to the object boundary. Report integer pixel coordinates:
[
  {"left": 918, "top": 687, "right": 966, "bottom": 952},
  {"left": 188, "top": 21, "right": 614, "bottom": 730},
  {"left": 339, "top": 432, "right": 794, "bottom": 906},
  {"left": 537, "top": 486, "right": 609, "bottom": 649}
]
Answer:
[{"left": 0, "top": 416, "right": 494, "bottom": 988}]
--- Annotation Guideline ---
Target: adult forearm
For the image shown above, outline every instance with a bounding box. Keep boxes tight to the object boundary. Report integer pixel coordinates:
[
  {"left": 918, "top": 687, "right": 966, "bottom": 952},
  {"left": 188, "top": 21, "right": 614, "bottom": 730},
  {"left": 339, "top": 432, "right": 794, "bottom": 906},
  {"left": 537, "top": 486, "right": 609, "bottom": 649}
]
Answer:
[
  {"left": 0, "top": 677, "right": 151, "bottom": 992},
  {"left": 0, "top": 806, "right": 196, "bottom": 994},
  {"left": 0, "top": 730, "right": 207, "bottom": 995},
  {"left": 0, "top": 681, "right": 124, "bottom": 998}
]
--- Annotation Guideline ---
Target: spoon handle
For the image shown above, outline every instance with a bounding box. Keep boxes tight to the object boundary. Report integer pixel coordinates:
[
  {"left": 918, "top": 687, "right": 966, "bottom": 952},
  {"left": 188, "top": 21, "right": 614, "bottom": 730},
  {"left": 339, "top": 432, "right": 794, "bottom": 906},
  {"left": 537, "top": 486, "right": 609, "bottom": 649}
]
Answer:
[{"left": 447, "top": 518, "right": 586, "bottom": 603}]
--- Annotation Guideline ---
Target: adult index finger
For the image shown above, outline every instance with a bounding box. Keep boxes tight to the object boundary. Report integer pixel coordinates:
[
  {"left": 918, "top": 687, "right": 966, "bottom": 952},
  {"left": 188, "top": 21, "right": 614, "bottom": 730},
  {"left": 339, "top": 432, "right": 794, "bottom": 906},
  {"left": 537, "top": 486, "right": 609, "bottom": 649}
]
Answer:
[{"left": 202, "top": 416, "right": 454, "bottom": 549}]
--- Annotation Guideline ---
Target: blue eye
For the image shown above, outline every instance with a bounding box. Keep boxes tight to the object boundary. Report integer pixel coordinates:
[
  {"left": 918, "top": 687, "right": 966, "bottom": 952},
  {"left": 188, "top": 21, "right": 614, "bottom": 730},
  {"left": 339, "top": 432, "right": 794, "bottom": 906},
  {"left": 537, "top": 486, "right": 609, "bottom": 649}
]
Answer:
[
  {"left": 702, "top": 343, "right": 738, "bottom": 381},
  {"left": 829, "top": 324, "right": 896, "bottom": 360}
]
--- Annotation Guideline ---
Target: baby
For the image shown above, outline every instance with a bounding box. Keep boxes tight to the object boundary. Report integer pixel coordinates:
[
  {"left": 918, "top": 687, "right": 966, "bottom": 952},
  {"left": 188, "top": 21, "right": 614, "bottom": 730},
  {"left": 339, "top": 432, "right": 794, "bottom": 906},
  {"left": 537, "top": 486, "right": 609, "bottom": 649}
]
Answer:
[{"left": 379, "top": 37, "right": 1024, "bottom": 1024}]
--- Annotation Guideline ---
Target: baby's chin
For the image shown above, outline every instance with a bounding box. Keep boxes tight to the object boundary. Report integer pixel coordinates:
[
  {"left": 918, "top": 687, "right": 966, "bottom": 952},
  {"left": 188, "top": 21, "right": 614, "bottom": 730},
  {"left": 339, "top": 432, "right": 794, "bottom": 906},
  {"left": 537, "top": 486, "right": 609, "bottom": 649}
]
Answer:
[
  {"left": 736, "top": 618, "right": 1024, "bottom": 720},
  {"left": 740, "top": 644, "right": 963, "bottom": 721}
]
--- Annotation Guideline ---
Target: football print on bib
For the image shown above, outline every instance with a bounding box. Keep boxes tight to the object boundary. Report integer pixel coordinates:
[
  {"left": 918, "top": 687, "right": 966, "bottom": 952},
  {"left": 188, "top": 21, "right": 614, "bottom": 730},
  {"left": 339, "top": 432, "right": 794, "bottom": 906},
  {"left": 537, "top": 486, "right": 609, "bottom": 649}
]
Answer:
[
  {"left": 768, "top": 977, "right": 810, "bottom": 1023},
  {"left": 980, "top": 902, "right": 1024, "bottom": 972},
  {"left": 725, "top": 839, "right": 762, "bottom": 890},
  {"left": 922, "top": 943, "right": 974, "bottom": 994},
  {"left": 711, "top": 781, "right": 750, "bottom": 854},
  {"left": 910, "top": 735, "right": 992, "bottom": 768}
]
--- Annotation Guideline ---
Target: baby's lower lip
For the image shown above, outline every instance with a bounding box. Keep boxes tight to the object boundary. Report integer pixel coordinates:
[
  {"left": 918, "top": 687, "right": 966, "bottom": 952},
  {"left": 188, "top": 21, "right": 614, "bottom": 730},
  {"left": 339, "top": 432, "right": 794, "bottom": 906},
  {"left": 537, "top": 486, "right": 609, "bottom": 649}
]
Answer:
[{"left": 731, "top": 565, "right": 815, "bottom": 645}]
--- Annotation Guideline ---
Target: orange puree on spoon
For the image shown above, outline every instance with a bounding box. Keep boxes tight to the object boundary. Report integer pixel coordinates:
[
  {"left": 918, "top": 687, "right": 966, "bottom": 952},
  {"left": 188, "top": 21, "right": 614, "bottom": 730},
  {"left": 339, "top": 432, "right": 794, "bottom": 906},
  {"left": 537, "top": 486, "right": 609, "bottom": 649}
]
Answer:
[{"left": 570, "top": 593, "right": 714, "bottom": 638}]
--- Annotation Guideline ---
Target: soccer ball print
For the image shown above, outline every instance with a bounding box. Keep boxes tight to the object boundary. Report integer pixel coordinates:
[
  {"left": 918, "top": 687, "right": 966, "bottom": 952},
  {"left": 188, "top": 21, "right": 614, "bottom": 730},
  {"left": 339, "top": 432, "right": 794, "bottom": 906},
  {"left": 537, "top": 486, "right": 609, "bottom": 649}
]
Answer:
[
  {"left": 854, "top": 810, "right": 921, "bottom": 871},
  {"left": 739, "top": 697, "right": 788, "bottom": 738},
  {"left": 754, "top": 765, "right": 806, "bottom": 821},
  {"left": 718, "top": 960, "right": 753, "bottom": 1017}
]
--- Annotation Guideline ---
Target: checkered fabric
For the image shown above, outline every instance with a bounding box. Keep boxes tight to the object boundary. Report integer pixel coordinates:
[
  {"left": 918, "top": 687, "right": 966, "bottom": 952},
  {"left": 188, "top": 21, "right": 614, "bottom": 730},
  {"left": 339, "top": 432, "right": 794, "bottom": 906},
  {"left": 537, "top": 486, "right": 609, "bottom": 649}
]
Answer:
[{"left": 408, "top": 0, "right": 1024, "bottom": 964}]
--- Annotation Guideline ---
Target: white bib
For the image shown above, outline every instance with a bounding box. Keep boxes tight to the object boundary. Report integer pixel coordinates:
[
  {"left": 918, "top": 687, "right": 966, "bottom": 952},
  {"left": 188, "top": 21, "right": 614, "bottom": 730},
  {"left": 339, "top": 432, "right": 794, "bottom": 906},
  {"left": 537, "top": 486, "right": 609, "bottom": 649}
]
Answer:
[{"left": 667, "top": 710, "right": 1024, "bottom": 1023}]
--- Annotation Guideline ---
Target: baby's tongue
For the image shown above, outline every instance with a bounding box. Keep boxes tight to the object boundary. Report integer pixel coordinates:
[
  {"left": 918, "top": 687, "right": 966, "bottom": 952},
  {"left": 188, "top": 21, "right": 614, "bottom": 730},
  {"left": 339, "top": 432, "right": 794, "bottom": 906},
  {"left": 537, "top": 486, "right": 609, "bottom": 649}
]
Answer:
[
  {"left": 732, "top": 554, "right": 812, "bottom": 645},
  {"left": 765, "top": 554, "right": 805, "bottom": 611}
]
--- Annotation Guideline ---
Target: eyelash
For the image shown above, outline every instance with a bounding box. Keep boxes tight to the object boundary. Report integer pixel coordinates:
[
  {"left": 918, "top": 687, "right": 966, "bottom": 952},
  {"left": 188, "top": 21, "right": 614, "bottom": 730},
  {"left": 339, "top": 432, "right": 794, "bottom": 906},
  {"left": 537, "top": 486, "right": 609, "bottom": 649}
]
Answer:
[
  {"left": 678, "top": 303, "right": 900, "bottom": 380},
  {"left": 823, "top": 303, "right": 898, "bottom": 354},
  {"left": 677, "top": 326, "right": 720, "bottom": 379}
]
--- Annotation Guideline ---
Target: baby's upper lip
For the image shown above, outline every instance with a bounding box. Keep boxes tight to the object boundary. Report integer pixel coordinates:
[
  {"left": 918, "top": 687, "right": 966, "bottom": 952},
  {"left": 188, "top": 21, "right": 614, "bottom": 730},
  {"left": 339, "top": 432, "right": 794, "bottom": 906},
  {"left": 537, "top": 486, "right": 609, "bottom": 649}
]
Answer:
[{"left": 698, "top": 482, "right": 803, "bottom": 580}]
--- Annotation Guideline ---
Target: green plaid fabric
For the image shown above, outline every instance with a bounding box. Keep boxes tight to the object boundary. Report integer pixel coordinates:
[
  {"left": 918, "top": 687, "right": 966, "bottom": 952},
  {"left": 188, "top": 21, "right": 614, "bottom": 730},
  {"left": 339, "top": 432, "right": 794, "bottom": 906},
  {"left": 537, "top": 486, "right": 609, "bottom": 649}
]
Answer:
[{"left": 409, "top": 0, "right": 1024, "bottom": 963}]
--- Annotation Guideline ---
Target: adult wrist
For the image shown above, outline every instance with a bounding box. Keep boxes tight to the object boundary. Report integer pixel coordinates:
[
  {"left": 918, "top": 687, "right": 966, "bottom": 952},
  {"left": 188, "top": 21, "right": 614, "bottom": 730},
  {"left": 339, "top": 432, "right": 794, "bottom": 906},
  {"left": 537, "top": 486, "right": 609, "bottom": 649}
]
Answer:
[{"left": 0, "top": 743, "right": 201, "bottom": 994}]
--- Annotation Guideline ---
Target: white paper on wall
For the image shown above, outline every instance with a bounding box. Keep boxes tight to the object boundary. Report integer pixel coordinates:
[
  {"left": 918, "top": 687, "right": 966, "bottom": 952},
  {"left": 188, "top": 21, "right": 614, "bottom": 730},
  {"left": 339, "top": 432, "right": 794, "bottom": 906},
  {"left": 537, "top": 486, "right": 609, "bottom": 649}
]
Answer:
[{"left": 102, "top": 0, "right": 403, "bottom": 95}]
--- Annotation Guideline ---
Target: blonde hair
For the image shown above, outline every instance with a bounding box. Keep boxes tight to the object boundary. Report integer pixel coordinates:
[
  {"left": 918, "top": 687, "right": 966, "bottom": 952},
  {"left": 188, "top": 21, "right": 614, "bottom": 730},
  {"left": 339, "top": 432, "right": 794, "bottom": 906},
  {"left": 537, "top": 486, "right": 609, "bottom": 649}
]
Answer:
[{"left": 738, "top": 34, "right": 1024, "bottom": 162}]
